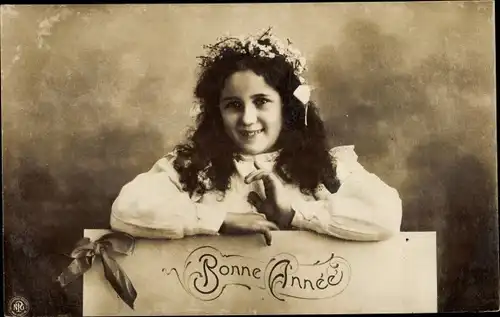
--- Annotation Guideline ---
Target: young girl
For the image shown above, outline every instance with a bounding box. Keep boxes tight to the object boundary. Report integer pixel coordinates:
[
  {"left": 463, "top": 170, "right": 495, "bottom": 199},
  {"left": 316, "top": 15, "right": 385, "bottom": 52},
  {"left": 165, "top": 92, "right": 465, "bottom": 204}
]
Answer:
[{"left": 110, "top": 28, "right": 402, "bottom": 245}]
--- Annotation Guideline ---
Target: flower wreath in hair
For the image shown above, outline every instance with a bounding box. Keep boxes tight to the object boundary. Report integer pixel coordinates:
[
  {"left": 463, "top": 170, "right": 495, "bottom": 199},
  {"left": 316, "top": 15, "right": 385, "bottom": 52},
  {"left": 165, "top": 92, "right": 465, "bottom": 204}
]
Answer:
[{"left": 195, "top": 27, "right": 312, "bottom": 126}]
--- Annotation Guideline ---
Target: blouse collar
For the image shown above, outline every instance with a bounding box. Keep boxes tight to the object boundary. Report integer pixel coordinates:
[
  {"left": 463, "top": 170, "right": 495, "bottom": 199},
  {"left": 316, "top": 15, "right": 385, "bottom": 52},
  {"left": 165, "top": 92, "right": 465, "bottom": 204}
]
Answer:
[
  {"left": 233, "top": 150, "right": 281, "bottom": 177},
  {"left": 234, "top": 150, "right": 281, "bottom": 163}
]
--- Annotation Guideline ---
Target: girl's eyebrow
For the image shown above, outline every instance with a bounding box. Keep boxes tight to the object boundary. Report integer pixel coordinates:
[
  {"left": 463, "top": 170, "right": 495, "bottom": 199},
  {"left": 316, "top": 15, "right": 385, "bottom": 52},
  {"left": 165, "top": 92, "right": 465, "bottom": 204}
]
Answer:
[
  {"left": 251, "top": 93, "right": 271, "bottom": 98},
  {"left": 220, "top": 96, "right": 240, "bottom": 102},
  {"left": 221, "top": 93, "right": 271, "bottom": 102}
]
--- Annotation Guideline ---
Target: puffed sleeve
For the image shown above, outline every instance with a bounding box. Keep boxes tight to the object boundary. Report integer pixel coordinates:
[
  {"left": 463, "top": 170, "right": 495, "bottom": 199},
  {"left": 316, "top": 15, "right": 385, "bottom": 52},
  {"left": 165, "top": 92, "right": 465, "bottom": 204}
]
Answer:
[
  {"left": 290, "top": 145, "right": 403, "bottom": 241},
  {"left": 110, "top": 152, "right": 227, "bottom": 239}
]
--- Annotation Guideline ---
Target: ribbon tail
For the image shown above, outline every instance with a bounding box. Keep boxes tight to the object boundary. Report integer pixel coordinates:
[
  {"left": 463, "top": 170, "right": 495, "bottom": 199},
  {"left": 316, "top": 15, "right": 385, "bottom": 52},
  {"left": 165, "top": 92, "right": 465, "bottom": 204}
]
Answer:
[
  {"left": 57, "top": 256, "right": 93, "bottom": 287},
  {"left": 101, "top": 247, "right": 137, "bottom": 310},
  {"left": 304, "top": 104, "right": 309, "bottom": 126}
]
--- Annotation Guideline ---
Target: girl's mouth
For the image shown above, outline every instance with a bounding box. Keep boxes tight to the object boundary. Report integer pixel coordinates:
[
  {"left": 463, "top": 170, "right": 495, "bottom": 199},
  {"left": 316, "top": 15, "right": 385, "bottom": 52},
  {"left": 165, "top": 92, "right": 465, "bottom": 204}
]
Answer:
[{"left": 239, "top": 129, "right": 264, "bottom": 137}]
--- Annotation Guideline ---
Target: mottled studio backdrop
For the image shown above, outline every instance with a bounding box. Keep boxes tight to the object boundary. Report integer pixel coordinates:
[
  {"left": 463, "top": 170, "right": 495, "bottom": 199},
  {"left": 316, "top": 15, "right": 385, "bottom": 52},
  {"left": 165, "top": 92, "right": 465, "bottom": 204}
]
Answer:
[{"left": 2, "top": 3, "right": 497, "bottom": 315}]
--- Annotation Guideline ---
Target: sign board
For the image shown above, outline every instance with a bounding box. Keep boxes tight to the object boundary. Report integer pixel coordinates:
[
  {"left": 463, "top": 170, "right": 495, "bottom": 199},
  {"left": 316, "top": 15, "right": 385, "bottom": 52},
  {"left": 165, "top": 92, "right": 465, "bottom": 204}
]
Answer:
[{"left": 83, "top": 230, "right": 437, "bottom": 315}]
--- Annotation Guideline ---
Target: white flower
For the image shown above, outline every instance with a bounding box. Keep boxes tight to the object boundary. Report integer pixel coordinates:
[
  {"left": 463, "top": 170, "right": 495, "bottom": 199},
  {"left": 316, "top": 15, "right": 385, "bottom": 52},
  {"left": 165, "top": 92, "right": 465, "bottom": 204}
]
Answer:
[
  {"left": 229, "top": 40, "right": 238, "bottom": 48},
  {"left": 200, "top": 30, "right": 309, "bottom": 84},
  {"left": 208, "top": 50, "right": 217, "bottom": 59},
  {"left": 274, "top": 40, "right": 284, "bottom": 51},
  {"left": 288, "top": 47, "right": 301, "bottom": 58},
  {"left": 267, "top": 36, "right": 277, "bottom": 46}
]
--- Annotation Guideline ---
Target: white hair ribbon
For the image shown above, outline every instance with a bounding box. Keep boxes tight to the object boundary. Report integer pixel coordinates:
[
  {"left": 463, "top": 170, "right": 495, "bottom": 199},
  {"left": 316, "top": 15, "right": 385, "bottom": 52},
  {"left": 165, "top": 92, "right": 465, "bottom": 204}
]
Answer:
[{"left": 293, "top": 84, "right": 311, "bottom": 126}]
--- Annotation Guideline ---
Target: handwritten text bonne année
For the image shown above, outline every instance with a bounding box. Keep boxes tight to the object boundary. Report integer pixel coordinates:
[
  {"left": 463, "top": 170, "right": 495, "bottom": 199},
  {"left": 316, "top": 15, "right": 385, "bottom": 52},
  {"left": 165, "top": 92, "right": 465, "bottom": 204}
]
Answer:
[{"left": 164, "top": 246, "right": 351, "bottom": 301}]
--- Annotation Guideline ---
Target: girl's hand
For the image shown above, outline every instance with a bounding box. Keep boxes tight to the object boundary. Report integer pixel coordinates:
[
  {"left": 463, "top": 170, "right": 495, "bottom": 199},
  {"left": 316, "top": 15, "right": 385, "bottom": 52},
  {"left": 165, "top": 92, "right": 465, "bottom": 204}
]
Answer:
[
  {"left": 244, "top": 162, "right": 296, "bottom": 229},
  {"left": 220, "top": 212, "right": 279, "bottom": 246}
]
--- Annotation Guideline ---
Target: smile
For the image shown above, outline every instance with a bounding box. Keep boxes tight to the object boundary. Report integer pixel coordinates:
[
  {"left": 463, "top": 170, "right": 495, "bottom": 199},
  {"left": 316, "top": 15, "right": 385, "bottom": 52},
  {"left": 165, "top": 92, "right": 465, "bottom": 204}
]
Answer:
[{"left": 239, "top": 129, "right": 264, "bottom": 137}]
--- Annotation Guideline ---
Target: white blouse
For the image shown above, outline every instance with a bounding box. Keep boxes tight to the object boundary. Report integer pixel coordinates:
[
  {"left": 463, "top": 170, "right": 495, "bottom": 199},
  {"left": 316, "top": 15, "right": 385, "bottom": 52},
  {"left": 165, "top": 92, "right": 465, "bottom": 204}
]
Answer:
[{"left": 110, "top": 145, "right": 402, "bottom": 241}]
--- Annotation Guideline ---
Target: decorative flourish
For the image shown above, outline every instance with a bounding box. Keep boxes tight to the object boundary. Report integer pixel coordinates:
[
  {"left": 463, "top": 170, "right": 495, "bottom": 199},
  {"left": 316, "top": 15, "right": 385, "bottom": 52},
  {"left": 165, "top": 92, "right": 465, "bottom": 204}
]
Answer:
[{"left": 57, "top": 232, "right": 137, "bottom": 310}]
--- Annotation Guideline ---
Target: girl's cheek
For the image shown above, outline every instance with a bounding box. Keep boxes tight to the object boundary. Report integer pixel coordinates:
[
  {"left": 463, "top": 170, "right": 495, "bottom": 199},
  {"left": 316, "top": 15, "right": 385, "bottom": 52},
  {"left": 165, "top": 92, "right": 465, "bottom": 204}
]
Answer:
[
  {"left": 230, "top": 117, "right": 243, "bottom": 131},
  {"left": 270, "top": 104, "right": 283, "bottom": 123},
  {"left": 221, "top": 111, "right": 236, "bottom": 124}
]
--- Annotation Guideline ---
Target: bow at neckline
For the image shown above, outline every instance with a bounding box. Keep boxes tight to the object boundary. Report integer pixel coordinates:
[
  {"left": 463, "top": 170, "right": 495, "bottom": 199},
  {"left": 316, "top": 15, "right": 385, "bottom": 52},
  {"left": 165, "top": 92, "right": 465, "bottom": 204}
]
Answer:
[{"left": 233, "top": 150, "right": 281, "bottom": 176}]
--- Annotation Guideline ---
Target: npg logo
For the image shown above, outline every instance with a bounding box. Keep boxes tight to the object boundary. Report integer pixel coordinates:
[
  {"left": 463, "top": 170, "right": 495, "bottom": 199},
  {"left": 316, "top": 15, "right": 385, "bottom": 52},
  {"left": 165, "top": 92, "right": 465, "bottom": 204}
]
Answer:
[{"left": 8, "top": 295, "right": 30, "bottom": 317}]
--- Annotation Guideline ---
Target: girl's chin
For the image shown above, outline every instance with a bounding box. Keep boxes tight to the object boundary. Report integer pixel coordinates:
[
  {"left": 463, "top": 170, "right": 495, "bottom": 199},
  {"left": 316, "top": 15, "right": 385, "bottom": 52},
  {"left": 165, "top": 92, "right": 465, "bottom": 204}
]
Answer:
[
  {"left": 231, "top": 135, "right": 280, "bottom": 155},
  {"left": 237, "top": 144, "right": 275, "bottom": 155}
]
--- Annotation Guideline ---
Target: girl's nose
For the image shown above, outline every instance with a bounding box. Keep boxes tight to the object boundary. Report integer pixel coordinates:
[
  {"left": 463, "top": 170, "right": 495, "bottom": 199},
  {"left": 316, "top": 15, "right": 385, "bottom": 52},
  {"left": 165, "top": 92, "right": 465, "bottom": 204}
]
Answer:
[{"left": 241, "top": 103, "right": 258, "bottom": 125}]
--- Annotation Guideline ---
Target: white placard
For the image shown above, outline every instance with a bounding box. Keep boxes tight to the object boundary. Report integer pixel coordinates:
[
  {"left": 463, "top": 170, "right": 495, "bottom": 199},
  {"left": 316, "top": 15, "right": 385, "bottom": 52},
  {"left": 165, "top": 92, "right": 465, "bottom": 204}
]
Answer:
[{"left": 83, "top": 230, "right": 437, "bottom": 315}]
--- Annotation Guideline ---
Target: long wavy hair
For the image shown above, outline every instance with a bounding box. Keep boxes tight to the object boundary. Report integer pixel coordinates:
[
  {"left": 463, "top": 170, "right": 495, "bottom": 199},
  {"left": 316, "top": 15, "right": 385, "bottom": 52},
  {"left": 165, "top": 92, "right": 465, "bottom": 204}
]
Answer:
[{"left": 173, "top": 52, "right": 339, "bottom": 197}]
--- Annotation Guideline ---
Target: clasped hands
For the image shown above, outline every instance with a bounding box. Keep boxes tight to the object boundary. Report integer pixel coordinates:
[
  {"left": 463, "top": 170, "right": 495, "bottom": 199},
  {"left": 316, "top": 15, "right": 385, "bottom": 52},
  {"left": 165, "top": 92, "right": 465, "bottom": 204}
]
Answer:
[{"left": 220, "top": 161, "right": 295, "bottom": 246}]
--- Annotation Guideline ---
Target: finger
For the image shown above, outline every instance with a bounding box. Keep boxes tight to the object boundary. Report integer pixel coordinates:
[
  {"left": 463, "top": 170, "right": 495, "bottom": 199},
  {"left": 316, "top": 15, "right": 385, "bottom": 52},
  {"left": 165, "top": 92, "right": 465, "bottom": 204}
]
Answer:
[
  {"left": 230, "top": 221, "right": 277, "bottom": 246},
  {"left": 254, "top": 161, "right": 268, "bottom": 171},
  {"left": 261, "top": 220, "right": 279, "bottom": 231},
  {"left": 253, "top": 212, "right": 267, "bottom": 220},
  {"left": 251, "top": 219, "right": 277, "bottom": 231},
  {"left": 247, "top": 173, "right": 281, "bottom": 200},
  {"left": 254, "top": 203, "right": 274, "bottom": 220},
  {"left": 253, "top": 162, "right": 282, "bottom": 188},
  {"left": 244, "top": 168, "right": 264, "bottom": 183},
  {"left": 255, "top": 207, "right": 271, "bottom": 219},
  {"left": 257, "top": 227, "right": 272, "bottom": 246},
  {"left": 249, "top": 170, "right": 281, "bottom": 186},
  {"left": 247, "top": 191, "right": 264, "bottom": 210},
  {"left": 244, "top": 170, "right": 271, "bottom": 184},
  {"left": 248, "top": 191, "right": 273, "bottom": 219}
]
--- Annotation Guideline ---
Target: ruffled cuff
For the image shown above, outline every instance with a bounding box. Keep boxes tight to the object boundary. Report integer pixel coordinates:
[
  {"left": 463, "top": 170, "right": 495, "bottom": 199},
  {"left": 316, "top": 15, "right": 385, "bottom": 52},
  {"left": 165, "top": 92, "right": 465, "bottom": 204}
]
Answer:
[
  {"left": 290, "top": 195, "right": 396, "bottom": 241},
  {"left": 290, "top": 198, "right": 330, "bottom": 229},
  {"left": 187, "top": 204, "right": 227, "bottom": 236}
]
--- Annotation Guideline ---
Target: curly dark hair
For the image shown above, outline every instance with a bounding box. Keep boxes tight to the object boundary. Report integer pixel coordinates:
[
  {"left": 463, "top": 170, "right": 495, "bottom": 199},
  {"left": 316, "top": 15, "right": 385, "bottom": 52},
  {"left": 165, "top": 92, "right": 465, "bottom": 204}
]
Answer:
[{"left": 173, "top": 49, "right": 339, "bottom": 198}]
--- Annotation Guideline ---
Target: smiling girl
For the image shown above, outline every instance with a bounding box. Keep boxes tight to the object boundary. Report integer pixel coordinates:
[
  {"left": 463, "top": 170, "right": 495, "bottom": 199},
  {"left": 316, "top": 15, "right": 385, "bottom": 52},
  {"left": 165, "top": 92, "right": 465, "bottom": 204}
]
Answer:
[{"left": 110, "top": 28, "right": 402, "bottom": 245}]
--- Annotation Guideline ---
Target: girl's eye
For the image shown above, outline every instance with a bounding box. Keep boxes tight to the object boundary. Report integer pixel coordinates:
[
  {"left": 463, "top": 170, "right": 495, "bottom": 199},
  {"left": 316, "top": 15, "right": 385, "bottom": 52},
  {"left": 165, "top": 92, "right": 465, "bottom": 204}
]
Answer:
[
  {"left": 254, "top": 98, "right": 270, "bottom": 107},
  {"left": 225, "top": 101, "right": 242, "bottom": 109}
]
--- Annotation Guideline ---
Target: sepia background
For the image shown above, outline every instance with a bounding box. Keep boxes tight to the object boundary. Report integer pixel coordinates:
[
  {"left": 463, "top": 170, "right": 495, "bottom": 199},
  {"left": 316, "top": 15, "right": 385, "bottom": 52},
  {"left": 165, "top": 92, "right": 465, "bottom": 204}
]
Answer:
[{"left": 2, "top": 3, "right": 497, "bottom": 314}]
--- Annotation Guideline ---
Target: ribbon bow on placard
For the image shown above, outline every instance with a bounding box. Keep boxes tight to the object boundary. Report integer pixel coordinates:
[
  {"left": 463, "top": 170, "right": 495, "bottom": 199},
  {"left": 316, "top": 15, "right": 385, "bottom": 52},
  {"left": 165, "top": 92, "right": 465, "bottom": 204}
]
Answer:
[{"left": 57, "top": 232, "right": 137, "bottom": 309}]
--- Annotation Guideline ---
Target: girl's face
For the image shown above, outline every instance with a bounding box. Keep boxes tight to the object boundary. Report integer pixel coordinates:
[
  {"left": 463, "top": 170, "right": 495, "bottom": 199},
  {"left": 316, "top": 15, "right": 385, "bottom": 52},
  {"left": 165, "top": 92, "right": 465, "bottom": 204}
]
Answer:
[{"left": 219, "top": 70, "right": 283, "bottom": 155}]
